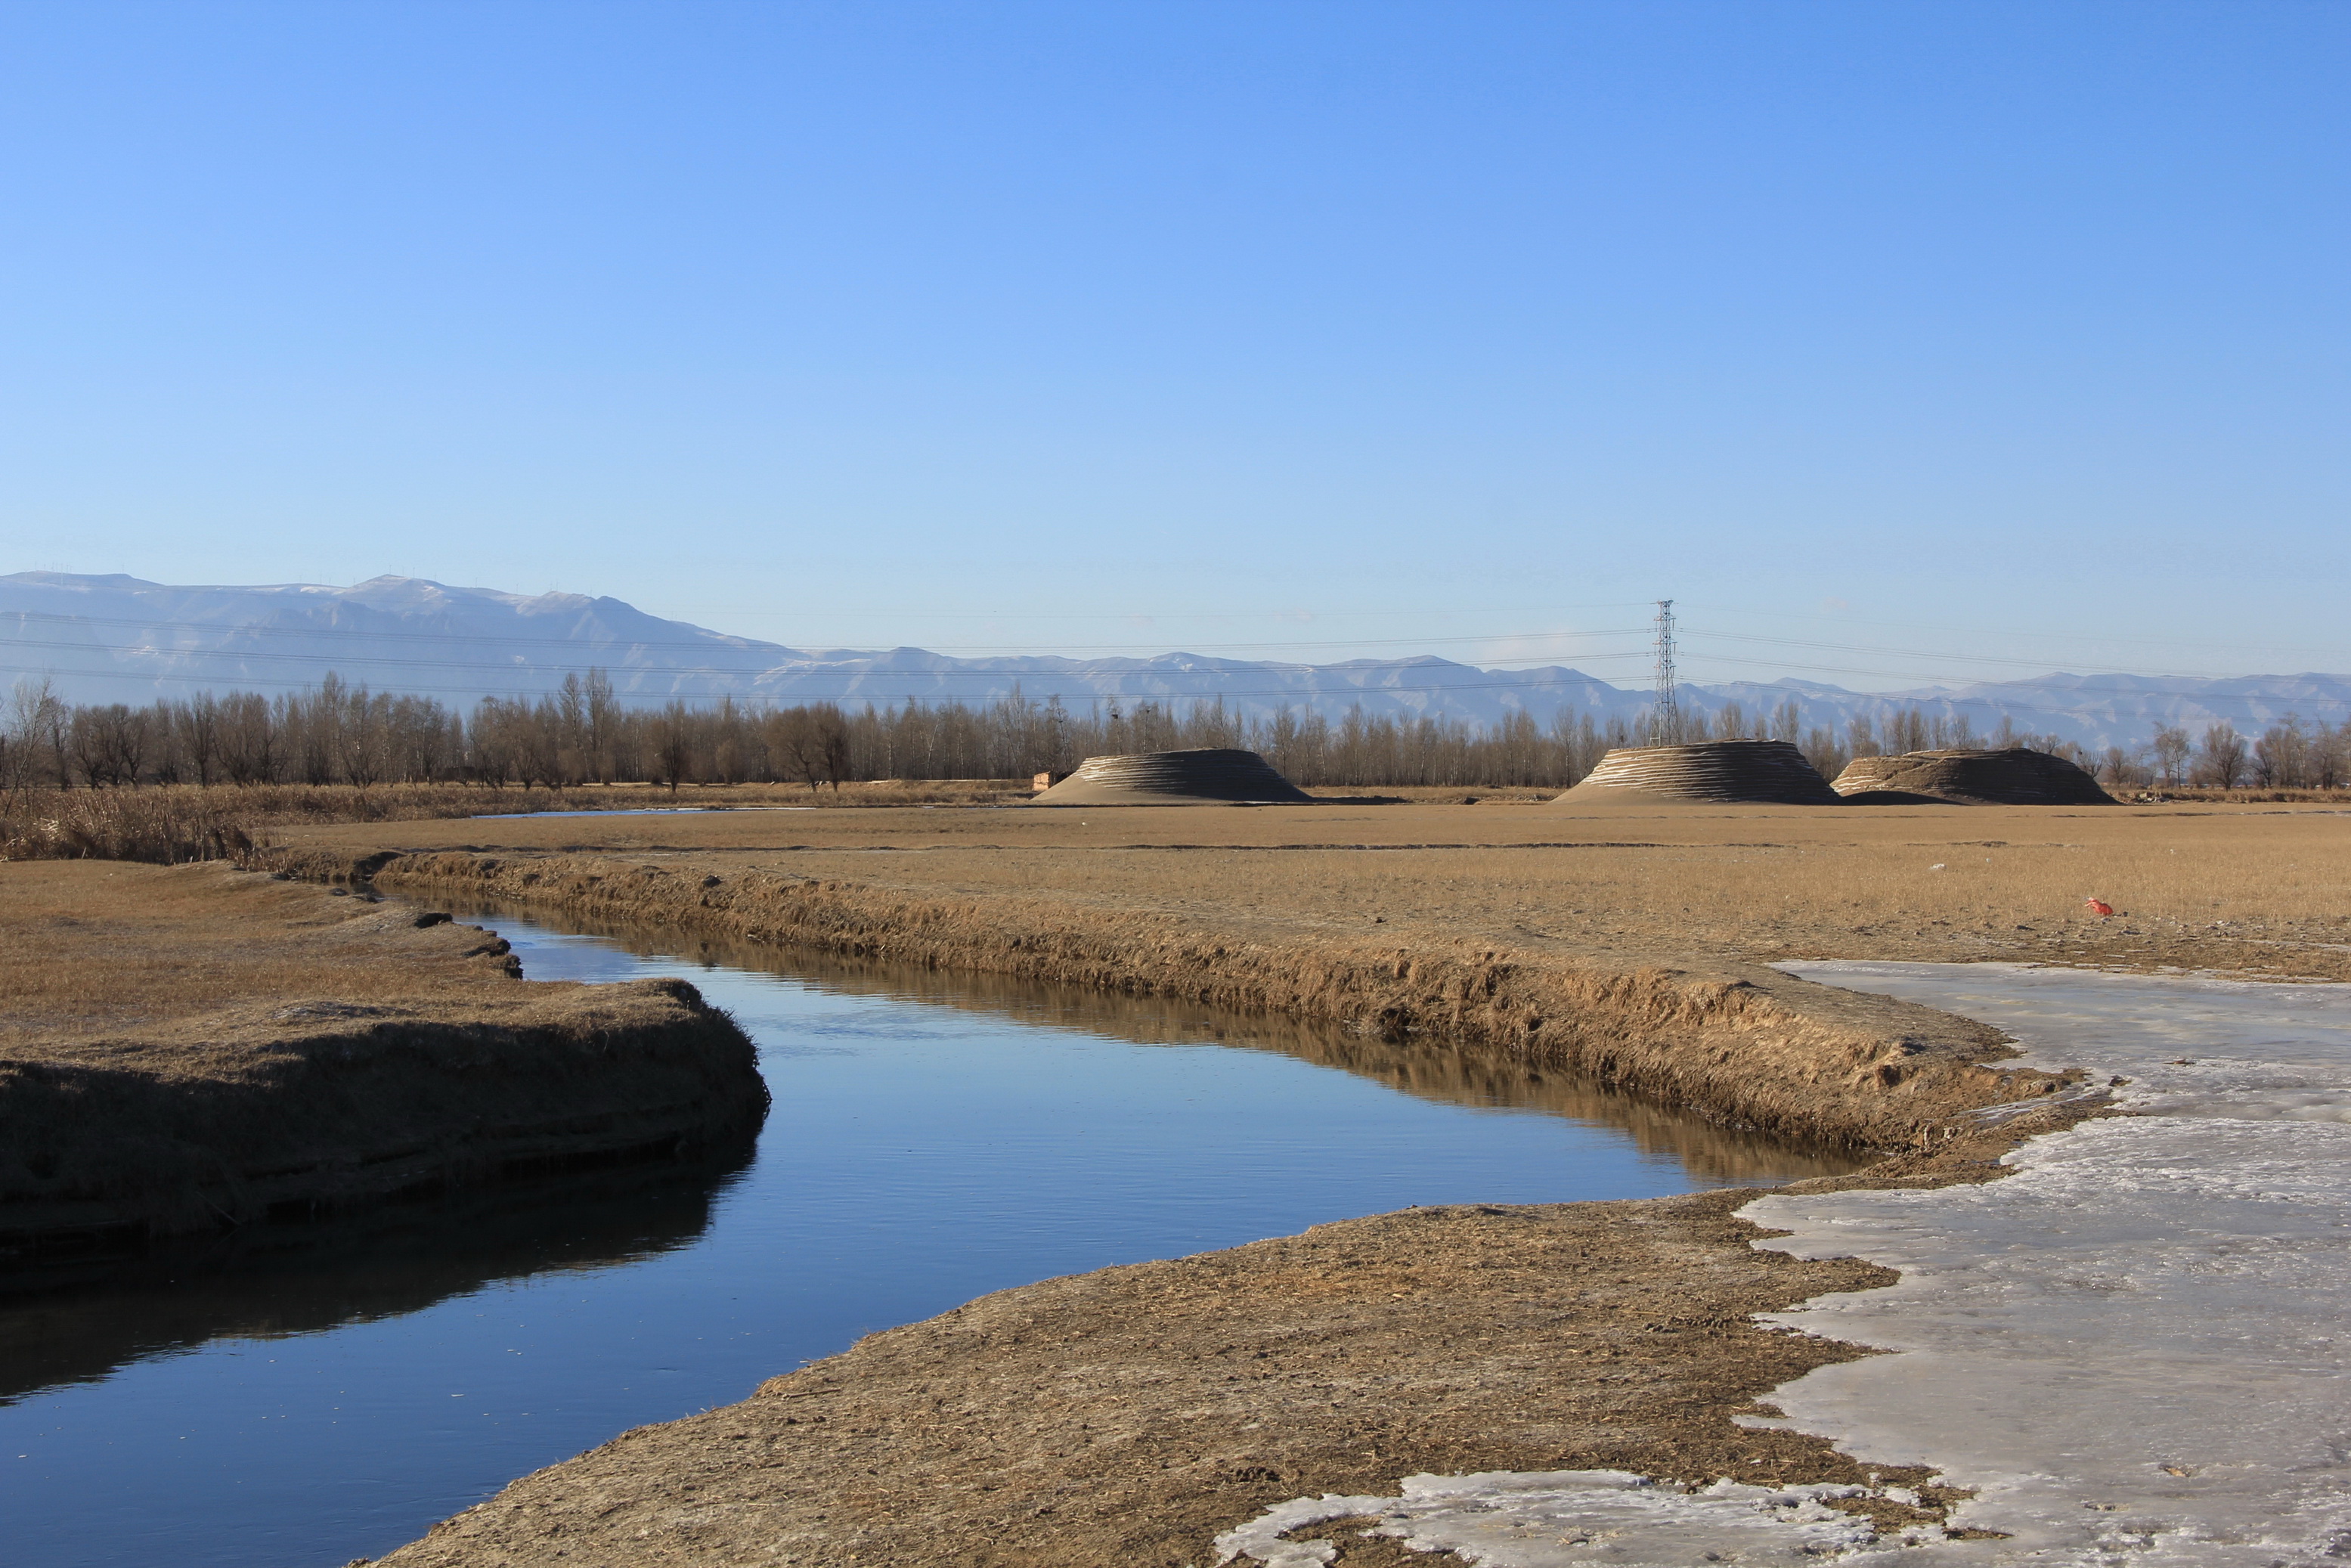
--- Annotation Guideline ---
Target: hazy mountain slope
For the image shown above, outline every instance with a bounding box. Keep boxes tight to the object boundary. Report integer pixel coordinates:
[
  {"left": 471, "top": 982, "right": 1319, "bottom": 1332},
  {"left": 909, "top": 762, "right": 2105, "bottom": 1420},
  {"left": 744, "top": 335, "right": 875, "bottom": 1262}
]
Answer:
[
  {"left": 4, "top": 573, "right": 2345, "bottom": 751},
  {"left": 0, "top": 572, "right": 802, "bottom": 700}
]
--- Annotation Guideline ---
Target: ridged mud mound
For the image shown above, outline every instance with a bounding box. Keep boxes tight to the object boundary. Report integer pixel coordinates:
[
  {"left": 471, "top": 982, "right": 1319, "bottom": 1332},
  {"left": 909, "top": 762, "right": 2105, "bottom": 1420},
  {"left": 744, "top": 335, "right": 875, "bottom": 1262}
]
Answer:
[
  {"left": 1832, "top": 747, "right": 2117, "bottom": 805},
  {"left": 1556, "top": 740, "right": 1842, "bottom": 805},
  {"left": 274, "top": 847, "right": 2068, "bottom": 1152},
  {"left": 0, "top": 863, "right": 766, "bottom": 1250},
  {"left": 1031, "top": 748, "right": 1313, "bottom": 806}
]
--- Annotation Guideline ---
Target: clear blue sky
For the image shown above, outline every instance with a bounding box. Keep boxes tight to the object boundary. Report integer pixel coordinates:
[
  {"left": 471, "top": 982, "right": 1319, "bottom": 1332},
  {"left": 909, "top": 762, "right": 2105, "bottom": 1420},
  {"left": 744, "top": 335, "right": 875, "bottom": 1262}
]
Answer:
[{"left": 1, "top": 1, "right": 2344, "bottom": 689}]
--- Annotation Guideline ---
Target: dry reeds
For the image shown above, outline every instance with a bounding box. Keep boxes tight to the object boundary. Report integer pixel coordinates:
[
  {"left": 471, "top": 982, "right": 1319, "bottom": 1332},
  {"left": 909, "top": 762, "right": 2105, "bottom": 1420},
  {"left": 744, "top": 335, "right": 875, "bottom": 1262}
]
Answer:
[{"left": 0, "top": 787, "right": 258, "bottom": 864}]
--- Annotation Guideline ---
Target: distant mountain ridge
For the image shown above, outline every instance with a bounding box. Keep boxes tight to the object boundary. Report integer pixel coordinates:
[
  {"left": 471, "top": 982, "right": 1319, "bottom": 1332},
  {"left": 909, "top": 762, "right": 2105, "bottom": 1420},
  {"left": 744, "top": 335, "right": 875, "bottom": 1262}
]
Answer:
[{"left": 4, "top": 572, "right": 2346, "bottom": 752}]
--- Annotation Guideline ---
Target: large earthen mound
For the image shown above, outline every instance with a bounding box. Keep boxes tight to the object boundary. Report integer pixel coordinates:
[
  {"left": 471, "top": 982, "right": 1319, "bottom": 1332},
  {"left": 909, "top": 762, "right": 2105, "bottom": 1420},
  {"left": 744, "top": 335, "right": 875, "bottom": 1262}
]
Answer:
[
  {"left": 1556, "top": 740, "right": 1841, "bottom": 805},
  {"left": 1832, "top": 747, "right": 2116, "bottom": 805},
  {"left": 1030, "top": 748, "right": 1312, "bottom": 806}
]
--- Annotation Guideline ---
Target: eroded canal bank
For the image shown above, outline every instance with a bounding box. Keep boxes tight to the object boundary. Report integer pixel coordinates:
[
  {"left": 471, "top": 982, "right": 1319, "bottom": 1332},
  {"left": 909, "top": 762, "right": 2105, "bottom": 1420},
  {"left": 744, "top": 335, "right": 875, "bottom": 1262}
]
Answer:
[{"left": 0, "top": 904, "right": 1859, "bottom": 1568}]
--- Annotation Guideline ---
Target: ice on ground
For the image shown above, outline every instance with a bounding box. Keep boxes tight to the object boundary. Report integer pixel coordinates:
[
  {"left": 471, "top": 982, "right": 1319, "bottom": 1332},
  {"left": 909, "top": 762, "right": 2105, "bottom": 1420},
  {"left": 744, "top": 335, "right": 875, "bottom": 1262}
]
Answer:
[
  {"left": 1219, "top": 963, "right": 2351, "bottom": 1566},
  {"left": 1786, "top": 960, "right": 2351, "bottom": 1125},
  {"left": 1212, "top": 1470, "right": 1946, "bottom": 1566},
  {"left": 1734, "top": 962, "right": 2351, "bottom": 1565}
]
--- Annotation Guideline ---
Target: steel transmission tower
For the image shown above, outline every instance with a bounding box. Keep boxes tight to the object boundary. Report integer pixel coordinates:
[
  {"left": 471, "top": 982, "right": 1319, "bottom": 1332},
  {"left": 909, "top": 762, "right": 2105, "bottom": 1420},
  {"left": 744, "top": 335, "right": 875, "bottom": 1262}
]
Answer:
[{"left": 1650, "top": 599, "right": 1679, "bottom": 745}]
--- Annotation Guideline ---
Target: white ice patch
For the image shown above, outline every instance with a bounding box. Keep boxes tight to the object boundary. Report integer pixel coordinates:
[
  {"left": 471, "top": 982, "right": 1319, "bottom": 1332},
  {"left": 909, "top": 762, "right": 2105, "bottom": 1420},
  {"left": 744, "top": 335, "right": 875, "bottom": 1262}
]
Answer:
[
  {"left": 1212, "top": 1470, "right": 1947, "bottom": 1566},
  {"left": 1219, "top": 963, "right": 2351, "bottom": 1566},
  {"left": 1786, "top": 959, "right": 2351, "bottom": 1125},
  {"left": 1733, "top": 962, "right": 2351, "bottom": 1564}
]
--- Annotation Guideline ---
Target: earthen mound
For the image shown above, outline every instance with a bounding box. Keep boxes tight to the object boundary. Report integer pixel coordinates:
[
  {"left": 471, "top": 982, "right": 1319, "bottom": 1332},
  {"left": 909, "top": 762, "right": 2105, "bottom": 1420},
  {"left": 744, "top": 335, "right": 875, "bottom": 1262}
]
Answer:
[
  {"left": 1029, "top": 748, "right": 1313, "bottom": 806},
  {"left": 1556, "top": 740, "right": 1841, "bottom": 805},
  {"left": 1831, "top": 747, "right": 2115, "bottom": 805}
]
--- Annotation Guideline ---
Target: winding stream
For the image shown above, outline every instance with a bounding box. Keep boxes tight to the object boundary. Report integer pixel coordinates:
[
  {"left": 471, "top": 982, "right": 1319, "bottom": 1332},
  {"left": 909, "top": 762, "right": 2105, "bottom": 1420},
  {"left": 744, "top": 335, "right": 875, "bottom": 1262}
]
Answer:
[{"left": 0, "top": 906, "right": 1854, "bottom": 1568}]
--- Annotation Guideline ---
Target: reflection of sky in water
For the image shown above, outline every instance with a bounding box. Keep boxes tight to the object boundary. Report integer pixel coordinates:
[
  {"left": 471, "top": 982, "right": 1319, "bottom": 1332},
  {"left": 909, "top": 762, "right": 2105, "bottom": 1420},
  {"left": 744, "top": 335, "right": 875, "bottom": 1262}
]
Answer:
[{"left": 0, "top": 911, "right": 1845, "bottom": 1568}]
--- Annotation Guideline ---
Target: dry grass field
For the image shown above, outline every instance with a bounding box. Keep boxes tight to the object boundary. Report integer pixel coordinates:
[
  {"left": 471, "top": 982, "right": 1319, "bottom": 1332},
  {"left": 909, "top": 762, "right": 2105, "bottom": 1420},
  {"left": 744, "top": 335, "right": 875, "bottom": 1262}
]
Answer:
[
  {"left": 275, "top": 795, "right": 2351, "bottom": 981},
  {"left": 373, "top": 1183, "right": 1997, "bottom": 1568},
  {"left": 0, "top": 861, "right": 763, "bottom": 1243},
  {"left": 250, "top": 792, "right": 2351, "bottom": 1162},
  {"left": 0, "top": 861, "right": 521, "bottom": 1045},
  {"left": 0, "top": 778, "right": 1039, "bottom": 863}
]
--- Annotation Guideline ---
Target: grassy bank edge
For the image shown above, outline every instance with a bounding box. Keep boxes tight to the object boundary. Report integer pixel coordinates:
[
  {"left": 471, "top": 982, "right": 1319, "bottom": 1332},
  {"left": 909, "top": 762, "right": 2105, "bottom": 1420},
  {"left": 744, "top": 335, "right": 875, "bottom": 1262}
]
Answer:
[
  {"left": 268, "top": 844, "right": 2070, "bottom": 1152},
  {"left": 1, "top": 867, "right": 770, "bottom": 1254}
]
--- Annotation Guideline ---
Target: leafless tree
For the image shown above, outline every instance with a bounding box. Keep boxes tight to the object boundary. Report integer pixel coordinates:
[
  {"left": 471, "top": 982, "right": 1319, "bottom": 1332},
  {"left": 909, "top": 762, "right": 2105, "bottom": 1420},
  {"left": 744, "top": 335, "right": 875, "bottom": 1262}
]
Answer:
[
  {"left": 2149, "top": 725, "right": 2190, "bottom": 788},
  {"left": 2197, "top": 723, "right": 2248, "bottom": 789},
  {"left": 653, "top": 702, "right": 695, "bottom": 794},
  {"left": 2256, "top": 715, "right": 2311, "bottom": 789}
]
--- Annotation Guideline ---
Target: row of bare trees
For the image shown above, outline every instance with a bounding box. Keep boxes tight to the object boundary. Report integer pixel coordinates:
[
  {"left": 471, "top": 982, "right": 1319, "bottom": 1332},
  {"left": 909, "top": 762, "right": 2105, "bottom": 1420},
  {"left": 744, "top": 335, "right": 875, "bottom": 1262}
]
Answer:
[
  {"left": 3, "top": 673, "right": 2343, "bottom": 794},
  {"left": 2139, "top": 716, "right": 2351, "bottom": 790}
]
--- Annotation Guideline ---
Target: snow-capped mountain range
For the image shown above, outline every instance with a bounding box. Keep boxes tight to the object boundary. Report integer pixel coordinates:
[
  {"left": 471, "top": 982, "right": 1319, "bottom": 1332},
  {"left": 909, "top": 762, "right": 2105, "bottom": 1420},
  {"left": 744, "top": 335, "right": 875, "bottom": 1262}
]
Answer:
[{"left": 4, "top": 572, "right": 2344, "bottom": 752}]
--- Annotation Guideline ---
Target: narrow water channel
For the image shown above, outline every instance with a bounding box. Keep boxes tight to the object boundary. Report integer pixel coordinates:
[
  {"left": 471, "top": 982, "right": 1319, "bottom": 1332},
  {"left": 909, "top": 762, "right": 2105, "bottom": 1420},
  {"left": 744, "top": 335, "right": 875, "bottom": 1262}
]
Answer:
[{"left": 0, "top": 906, "right": 1857, "bottom": 1568}]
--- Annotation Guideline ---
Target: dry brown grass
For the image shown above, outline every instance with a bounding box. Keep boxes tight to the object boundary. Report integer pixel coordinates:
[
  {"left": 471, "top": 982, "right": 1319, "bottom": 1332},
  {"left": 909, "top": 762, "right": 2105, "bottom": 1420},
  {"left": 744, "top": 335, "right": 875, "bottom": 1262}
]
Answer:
[
  {"left": 268, "top": 842, "right": 2048, "bottom": 1152},
  {"left": 0, "top": 861, "right": 514, "bottom": 1044},
  {"left": 230, "top": 792, "right": 2350, "bottom": 1155},
  {"left": 0, "top": 861, "right": 764, "bottom": 1241},
  {"left": 0, "top": 779, "right": 1049, "bottom": 865},
  {"left": 0, "top": 787, "right": 260, "bottom": 864},
  {"left": 271, "top": 795, "right": 2351, "bottom": 981}
]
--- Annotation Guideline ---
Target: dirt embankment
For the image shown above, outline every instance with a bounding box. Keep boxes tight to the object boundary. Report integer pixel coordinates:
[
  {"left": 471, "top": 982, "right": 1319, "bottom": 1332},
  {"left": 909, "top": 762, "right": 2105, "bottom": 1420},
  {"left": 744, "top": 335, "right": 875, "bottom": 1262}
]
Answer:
[
  {"left": 267, "top": 846, "right": 2052, "bottom": 1153},
  {"left": 0, "top": 861, "right": 767, "bottom": 1251}
]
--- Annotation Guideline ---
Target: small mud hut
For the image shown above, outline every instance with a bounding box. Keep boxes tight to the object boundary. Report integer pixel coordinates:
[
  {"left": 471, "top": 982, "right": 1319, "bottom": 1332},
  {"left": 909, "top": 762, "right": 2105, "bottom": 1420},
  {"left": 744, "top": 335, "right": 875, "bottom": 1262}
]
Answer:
[
  {"left": 1029, "top": 748, "right": 1314, "bottom": 806},
  {"left": 1832, "top": 746, "right": 2116, "bottom": 805},
  {"left": 1555, "top": 739, "right": 1842, "bottom": 804}
]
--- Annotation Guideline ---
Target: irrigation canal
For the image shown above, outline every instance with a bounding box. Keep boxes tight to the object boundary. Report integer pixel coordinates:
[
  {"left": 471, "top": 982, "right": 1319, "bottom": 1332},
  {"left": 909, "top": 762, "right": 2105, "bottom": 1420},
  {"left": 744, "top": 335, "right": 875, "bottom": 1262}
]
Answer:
[{"left": 0, "top": 904, "right": 1858, "bottom": 1568}]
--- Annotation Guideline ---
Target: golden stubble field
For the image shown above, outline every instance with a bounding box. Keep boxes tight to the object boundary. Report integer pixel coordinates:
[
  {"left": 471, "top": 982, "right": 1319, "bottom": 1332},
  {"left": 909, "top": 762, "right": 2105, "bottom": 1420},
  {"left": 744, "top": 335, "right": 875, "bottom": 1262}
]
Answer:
[{"left": 279, "top": 795, "right": 2351, "bottom": 981}]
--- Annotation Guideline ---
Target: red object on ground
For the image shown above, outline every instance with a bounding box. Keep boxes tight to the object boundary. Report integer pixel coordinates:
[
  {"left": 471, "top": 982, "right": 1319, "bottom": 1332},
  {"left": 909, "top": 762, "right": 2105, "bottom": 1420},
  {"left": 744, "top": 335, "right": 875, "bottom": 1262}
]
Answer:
[{"left": 2085, "top": 897, "right": 2115, "bottom": 917}]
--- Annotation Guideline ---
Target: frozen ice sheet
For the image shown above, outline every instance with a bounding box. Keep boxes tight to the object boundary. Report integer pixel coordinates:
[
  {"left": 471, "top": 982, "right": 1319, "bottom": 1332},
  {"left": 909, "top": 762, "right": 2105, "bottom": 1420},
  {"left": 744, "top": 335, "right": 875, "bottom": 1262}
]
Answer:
[
  {"left": 1735, "top": 962, "right": 2351, "bottom": 1565},
  {"left": 1783, "top": 960, "right": 2351, "bottom": 1124},
  {"left": 1212, "top": 1470, "right": 1950, "bottom": 1566},
  {"left": 1219, "top": 963, "right": 2351, "bottom": 1566}
]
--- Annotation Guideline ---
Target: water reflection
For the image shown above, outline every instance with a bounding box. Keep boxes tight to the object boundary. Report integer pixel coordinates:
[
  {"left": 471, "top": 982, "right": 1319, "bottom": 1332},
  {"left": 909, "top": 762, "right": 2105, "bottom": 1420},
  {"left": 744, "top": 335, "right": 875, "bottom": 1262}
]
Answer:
[
  {"left": 454, "top": 903, "right": 1855, "bottom": 1188},
  {"left": 0, "top": 1145, "right": 751, "bottom": 1405}
]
